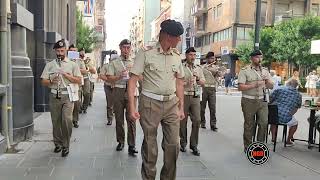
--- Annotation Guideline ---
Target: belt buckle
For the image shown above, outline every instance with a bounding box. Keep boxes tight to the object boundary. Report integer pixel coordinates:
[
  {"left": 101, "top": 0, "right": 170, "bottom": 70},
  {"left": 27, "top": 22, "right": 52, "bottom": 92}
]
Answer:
[{"left": 162, "top": 95, "right": 170, "bottom": 101}]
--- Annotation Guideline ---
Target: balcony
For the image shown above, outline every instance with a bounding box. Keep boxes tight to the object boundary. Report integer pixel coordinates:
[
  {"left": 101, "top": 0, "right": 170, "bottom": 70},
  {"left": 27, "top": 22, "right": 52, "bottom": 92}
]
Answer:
[{"left": 191, "top": 3, "right": 209, "bottom": 17}]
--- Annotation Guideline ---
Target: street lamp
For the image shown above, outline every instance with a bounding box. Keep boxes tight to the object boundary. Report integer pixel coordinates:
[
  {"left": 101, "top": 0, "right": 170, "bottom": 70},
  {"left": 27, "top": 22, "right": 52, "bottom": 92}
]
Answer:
[{"left": 254, "top": 0, "right": 261, "bottom": 50}]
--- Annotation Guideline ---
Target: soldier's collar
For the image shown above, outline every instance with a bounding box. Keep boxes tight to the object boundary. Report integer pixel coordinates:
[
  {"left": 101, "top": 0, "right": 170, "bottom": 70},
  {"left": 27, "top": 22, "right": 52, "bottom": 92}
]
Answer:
[
  {"left": 184, "top": 61, "right": 195, "bottom": 68},
  {"left": 157, "top": 44, "right": 173, "bottom": 55},
  {"left": 120, "top": 55, "right": 131, "bottom": 61}
]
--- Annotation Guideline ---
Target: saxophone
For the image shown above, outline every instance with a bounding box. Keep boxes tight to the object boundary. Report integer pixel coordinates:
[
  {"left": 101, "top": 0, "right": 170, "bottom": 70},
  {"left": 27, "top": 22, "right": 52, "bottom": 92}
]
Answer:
[{"left": 56, "top": 58, "right": 62, "bottom": 99}]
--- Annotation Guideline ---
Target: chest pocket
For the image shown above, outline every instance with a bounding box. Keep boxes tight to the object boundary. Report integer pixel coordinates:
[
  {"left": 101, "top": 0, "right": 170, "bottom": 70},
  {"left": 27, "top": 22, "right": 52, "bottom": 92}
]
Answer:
[
  {"left": 148, "top": 62, "right": 164, "bottom": 72},
  {"left": 246, "top": 71, "right": 261, "bottom": 82}
]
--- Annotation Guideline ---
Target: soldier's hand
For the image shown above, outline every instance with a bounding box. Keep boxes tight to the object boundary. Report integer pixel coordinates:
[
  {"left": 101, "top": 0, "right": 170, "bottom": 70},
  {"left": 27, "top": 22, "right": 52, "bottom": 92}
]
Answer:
[
  {"left": 121, "top": 70, "right": 129, "bottom": 78},
  {"left": 254, "top": 80, "right": 265, "bottom": 88},
  {"left": 177, "top": 109, "right": 185, "bottom": 120},
  {"left": 51, "top": 76, "right": 60, "bottom": 84},
  {"left": 130, "top": 111, "right": 140, "bottom": 121}
]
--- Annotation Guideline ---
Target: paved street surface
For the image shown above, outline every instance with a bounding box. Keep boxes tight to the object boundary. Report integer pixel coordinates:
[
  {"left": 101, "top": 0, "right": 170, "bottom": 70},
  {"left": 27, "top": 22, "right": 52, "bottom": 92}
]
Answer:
[{"left": 0, "top": 83, "right": 319, "bottom": 180}]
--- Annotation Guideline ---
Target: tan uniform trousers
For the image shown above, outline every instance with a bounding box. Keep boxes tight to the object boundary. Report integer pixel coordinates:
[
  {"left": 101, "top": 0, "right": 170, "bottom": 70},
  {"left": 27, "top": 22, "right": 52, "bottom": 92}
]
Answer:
[
  {"left": 241, "top": 97, "right": 268, "bottom": 150},
  {"left": 89, "top": 81, "right": 94, "bottom": 103},
  {"left": 104, "top": 84, "right": 114, "bottom": 121},
  {"left": 49, "top": 93, "right": 74, "bottom": 148},
  {"left": 72, "top": 89, "right": 82, "bottom": 122},
  {"left": 113, "top": 87, "right": 136, "bottom": 146},
  {"left": 201, "top": 87, "right": 217, "bottom": 127},
  {"left": 82, "top": 78, "right": 90, "bottom": 110},
  {"left": 180, "top": 95, "right": 201, "bottom": 148},
  {"left": 139, "top": 95, "right": 180, "bottom": 180}
]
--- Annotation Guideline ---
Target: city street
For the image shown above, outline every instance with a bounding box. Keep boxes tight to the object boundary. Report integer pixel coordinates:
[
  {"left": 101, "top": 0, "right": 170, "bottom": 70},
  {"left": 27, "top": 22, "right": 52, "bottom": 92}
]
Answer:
[{"left": 0, "top": 83, "right": 319, "bottom": 180}]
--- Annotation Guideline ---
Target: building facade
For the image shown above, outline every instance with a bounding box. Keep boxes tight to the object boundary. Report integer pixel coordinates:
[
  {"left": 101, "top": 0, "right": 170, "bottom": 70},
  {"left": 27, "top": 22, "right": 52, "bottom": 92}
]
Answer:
[
  {"left": 192, "top": 0, "right": 320, "bottom": 58},
  {"left": 0, "top": 0, "right": 79, "bottom": 154}
]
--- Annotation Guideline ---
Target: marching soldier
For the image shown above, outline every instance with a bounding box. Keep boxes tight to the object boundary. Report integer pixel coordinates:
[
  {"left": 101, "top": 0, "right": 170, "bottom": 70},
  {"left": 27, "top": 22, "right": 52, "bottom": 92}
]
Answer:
[
  {"left": 128, "top": 19, "right": 185, "bottom": 180},
  {"left": 79, "top": 48, "right": 96, "bottom": 113},
  {"left": 180, "top": 47, "right": 205, "bottom": 156},
  {"left": 41, "top": 40, "right": 82, "bottom": 157},
  {"left": 238, "top": 50, "right": 273, "bottom": 152},
  {"left": 201, "top": 52, "right": 220, "bottom": 131},
  {"left": 68, "top": 44, "right": 86, "bottom": 128},
  {"left": 106, "top": 39, "right": 138, "bottom": 156},
  {"left": 99, "top": 54, "right": 118, "bottom": 125}
]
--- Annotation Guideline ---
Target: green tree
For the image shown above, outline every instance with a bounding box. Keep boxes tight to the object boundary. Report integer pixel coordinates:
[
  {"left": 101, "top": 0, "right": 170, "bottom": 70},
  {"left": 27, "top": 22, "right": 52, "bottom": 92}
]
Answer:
[
  {"left": 272, "top": 16, "right": 320, "bottom": 67},
  {"left": 76, "top": 9, "right": 98, "bottom": 53},
  {"left": 236, "top": 43, "right": 253, "bottom": 65}
]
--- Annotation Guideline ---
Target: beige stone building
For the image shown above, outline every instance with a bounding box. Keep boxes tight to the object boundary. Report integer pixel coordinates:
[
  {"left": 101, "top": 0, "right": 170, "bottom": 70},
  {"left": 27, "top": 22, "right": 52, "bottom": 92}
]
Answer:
[{"left": 192, "top": 0, "right": 320, "bottom": 58}]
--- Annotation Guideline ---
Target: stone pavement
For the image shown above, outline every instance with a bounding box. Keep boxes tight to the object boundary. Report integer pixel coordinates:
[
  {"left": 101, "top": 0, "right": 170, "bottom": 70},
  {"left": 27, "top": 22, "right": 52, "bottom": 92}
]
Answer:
[{"left": 0, "top": 83, "right": 320, "bottom": 180}]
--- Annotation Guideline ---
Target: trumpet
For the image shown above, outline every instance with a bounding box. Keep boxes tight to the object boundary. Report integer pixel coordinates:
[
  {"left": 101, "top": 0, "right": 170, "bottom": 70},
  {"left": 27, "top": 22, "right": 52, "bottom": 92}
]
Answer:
[{"left": 56, "top": 58, "right": 62, "bottom": 99}]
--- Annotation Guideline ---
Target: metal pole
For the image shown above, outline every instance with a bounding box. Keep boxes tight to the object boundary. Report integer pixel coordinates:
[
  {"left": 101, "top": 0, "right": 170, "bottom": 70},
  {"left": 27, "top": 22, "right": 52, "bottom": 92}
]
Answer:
[
  {"left": 0, "top": 0, "right": 11, "bottom": 149},
  {"left": 254, "top": 0, "right": 262, "bottom": 50},
  {"left": 7, "top": 0, "right": 13, "bottom": 144}
]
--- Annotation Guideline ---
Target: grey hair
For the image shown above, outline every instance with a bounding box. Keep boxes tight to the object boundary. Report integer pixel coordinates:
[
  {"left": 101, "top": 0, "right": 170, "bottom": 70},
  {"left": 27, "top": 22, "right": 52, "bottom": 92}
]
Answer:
[{"left": 286, "top": 79, "right": 299, "bottom": 88}]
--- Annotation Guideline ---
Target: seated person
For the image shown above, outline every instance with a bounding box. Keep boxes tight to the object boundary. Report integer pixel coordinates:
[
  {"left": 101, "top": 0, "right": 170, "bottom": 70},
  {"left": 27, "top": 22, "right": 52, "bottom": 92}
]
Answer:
[
  {"left": 308, "top": 98, "right": 320, "bottom": 133},
  {"left": 269, "top": 79, "right": 302, "bottom": 146}
]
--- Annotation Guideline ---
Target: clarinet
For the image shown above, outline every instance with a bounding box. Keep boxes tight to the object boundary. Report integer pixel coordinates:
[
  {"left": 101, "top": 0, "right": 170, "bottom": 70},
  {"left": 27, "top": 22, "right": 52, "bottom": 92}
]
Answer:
[
  {"left": 56, "top": 58, "right": 62, "bottom": 99},
  {"left": 259, "top": 66, "right": 268, "bottom": 102}
]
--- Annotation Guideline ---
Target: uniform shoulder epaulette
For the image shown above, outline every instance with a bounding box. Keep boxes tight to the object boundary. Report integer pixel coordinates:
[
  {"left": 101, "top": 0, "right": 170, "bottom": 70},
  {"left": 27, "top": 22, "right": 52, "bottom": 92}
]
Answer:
[
  {"left": 241, "top": 65, "right": 250, "bottom": 70},
  {"left": 141, "top": 46, "right": 153, "bottom": 51},
  {"left": 172, "top": 48, "right": 180, "bottom": 55}
]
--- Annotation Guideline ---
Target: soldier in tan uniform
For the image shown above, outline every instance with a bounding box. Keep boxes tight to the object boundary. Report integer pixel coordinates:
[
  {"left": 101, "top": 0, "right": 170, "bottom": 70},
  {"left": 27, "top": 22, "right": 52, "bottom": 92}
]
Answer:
[
  {"left": 99, "top": 58, "right": 115, "bottom": 125},
  {"left": 238, "top": 50, "right": 273, "bottom": 152},
  {"left": 106, "top": 39, "right": 138, "bottom": 156},
  {"left": 201, "top": 52, "right": 221, "bottom": 131},
  {"left": 128, "top": 19, "right": 185, "bottom": 180},
  {"left": 41, "top": 40, "right": 82, "bottom": 157},
  {"left": 79, "top": 48, "right": 96, "bottom": 113},
  {"left": 68, "top": 44, "right": 86, "bottom": 128},
  {"left": 180, "top": 47, "right": 205, "bottom": 156}
]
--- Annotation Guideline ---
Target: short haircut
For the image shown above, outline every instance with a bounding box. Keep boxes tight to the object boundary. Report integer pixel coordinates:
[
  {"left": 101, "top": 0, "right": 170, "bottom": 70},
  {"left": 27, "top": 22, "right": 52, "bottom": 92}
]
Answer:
[
  {"left": 206, "top": 52, "right": 215, "bottom": 59},
  {"left": 185, "top": 47, "right": 196, "bottom": 54}
]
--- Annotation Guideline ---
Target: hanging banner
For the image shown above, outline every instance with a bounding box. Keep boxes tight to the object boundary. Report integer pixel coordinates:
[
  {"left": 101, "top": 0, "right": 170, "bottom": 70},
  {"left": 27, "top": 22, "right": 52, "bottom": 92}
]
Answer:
[{"left": 84, "top": 0, "right": 94, "bottom": 17}]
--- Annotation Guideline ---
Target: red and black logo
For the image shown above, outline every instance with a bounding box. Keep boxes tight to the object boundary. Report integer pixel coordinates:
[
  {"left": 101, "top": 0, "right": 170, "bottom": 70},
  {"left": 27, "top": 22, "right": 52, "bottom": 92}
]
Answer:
[{"left": 246, "top": 142, "right": 270, "bottom": 165}]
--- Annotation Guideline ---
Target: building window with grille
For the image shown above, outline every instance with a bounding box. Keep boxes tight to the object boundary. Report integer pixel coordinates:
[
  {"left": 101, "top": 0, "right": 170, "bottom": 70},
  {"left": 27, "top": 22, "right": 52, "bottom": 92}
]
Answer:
[
  {"left": 217, "top": 4, "right": 222, "bottom": 18},
  {"left": 312, "top": 4, "right": 319, "bottom": 16},
  {"left": 236, "top": 27, "right": 252, "bottom": 40}
]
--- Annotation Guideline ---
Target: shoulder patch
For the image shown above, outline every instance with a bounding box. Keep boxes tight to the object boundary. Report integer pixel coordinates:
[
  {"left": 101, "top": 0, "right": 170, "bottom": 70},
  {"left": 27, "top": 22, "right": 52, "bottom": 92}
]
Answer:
[{"left": 172, "top": 48, "right": 180, "bottom": 55}]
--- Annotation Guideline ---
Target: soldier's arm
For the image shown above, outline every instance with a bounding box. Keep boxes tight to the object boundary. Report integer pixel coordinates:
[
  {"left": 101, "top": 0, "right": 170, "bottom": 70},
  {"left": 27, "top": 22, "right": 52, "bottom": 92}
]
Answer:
[
  {"left": 128, "top": 74, "right": 139, "bottom": 115},
  {"left": 40, "top": 65, "right": 51, "bottom": 87},
  {"left": 106, "top": 62, "right": 122, "bottom": 82},
  {"left": 197, "top": 68, "right": 205, "bottom": 86},
  {"left": 176, "top": 78, "right": 184, "bottom": 111}
]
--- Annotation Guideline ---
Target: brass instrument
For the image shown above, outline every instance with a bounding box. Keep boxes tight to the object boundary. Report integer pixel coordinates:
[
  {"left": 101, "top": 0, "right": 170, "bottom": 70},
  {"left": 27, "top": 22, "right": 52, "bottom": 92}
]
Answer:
[{"left": 56, "top": 58, "right": 62, "bottom": 99}]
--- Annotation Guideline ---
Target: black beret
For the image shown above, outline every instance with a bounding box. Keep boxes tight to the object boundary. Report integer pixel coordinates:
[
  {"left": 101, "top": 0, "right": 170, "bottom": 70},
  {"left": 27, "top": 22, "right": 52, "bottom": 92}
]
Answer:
[
  {"left": 185, "top": 47, "right": 196, "bottom": 54},
  {"left": 250, "top": 50, "right": 263, "bottom": 57},
  {"left": 119, "top": 39, "right": 131, "bottom": 46},
  {"left": 53, "top": 39, "right": 66, "bottom": 49},
  {"left": 206, "top": 52, "right": 215, "bottom": 59},
  {"left": 160, "top": 19, "right": 184, "bottom": 37}
]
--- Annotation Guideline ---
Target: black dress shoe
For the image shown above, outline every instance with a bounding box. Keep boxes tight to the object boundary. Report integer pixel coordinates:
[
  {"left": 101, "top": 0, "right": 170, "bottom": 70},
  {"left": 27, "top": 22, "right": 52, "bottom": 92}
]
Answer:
[
  {"left": 201, "top": 125, "right": 206, "bottom": 129},
  {"left": 116, "top": 143, "right": 124, "bottom": 151},
  {"left": 89, "top": 103, "right": 92, "bottom": 106},
  {"left": 128, "top": 146, "right": 138, "bottom": 156},
  {"left": 79, "top": 110, "right": 83, "bottom": 114},
  {"left": 54, "top": 146, "right": 62, "bottom": 153},
  {"left": 61, "top": 148, "right": 69, "bottom": 157},
  {"left": 180, "top": 146, "right": 186, "bottom": 152},
  {"left": 106, "top": 120, "right": 112, "bottom": 126},
  {"left": 73, "top": 121, "right": 79, "bottom": 128},
  {"left": 190, "top": 147, "right": 200, "bottom": 156},
  {"left": 211, "top": 126, "right": 218, "bottom": 132},
  {"left": 83, "top": 109, "right": 87, "bottom": 114}
]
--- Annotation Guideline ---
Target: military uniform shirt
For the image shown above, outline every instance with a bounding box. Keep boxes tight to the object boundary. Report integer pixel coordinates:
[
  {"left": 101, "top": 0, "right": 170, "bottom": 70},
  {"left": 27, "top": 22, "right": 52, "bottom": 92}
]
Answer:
[
  {"left": 238, "top": 65, "right": 272, "bottom": 97},
  {"left": 202, "top": 64, "right": 219, "bottom": 87},
  {"left": 106, "top": 56, "right": 134, "bottom": 86},
  {"left": 100, "top": 63, "right": 112, "bottom": 86},
  {"left": 183, "top": 62, "right": 205, "bottom": 92},
  {"left": 41, "top": 58, "right": 81, "bottom": 89},
  {"left": 130, "top": 44, "right": 185, "bottom": 95}
]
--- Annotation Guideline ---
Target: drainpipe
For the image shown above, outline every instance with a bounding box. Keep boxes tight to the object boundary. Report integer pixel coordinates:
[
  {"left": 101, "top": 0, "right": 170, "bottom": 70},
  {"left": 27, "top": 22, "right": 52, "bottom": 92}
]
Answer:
[
  {"left": 7, "top": 0, "right": 13, "bottom": 144},
  {"left": 0, "top": 0, "right": 11, "bottom": 150}
]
